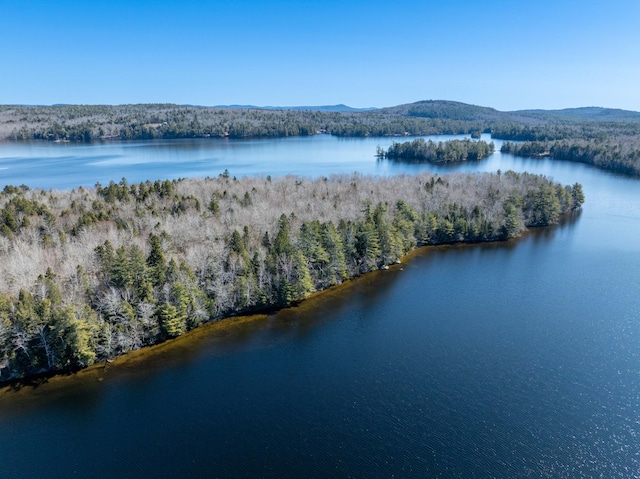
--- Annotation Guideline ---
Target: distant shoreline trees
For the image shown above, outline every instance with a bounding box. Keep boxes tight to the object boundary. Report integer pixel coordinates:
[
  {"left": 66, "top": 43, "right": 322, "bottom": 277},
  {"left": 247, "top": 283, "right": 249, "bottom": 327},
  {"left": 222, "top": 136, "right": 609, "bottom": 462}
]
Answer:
[
  {"left": 0, "top": 172, "right": 583, "bottom": 383},
  {"left": 0, "top": 104, "right": 483, "bottom": 143},
  {"left": 501, "top": 140, "right": 640, "bottom": 176},
  {"left": 2, "top": 102, "right": 640, "bottom": 176}
]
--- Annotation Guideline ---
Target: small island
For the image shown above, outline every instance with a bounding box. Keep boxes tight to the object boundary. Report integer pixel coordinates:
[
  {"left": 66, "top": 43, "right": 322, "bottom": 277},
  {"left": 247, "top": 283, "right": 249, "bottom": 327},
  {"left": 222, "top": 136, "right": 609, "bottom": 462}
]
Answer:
[
  {"left": 378, "top": 138, "right": 495, "bottom": 163},
  {"left": 0, "top": 171, "right": 583, "bottom": 383}
]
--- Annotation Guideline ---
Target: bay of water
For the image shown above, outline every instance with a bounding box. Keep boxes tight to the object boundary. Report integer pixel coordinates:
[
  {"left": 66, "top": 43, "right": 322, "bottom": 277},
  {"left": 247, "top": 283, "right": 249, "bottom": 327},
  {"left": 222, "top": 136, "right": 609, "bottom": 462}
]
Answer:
[
  {"left": 0, "top": 134, "right": 496, "bottom": 190},
  {"left": 0, "top": 135, "right": 639, "bottom": 478}
]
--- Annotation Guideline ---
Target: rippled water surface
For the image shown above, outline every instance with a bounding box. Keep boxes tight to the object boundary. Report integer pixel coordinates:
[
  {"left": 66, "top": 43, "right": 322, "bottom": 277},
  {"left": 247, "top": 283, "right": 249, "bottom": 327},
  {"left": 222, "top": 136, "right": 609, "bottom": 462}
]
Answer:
[{"left": 1, "top": 135, "right": 639, "bottom": 478}]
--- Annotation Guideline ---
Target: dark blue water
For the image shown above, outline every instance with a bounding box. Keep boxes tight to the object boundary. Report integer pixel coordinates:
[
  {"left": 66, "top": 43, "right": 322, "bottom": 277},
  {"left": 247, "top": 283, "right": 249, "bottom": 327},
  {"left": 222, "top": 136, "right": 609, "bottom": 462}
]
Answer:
[{"left": 1, "top": 136, "right": 639, "bottom": 478}]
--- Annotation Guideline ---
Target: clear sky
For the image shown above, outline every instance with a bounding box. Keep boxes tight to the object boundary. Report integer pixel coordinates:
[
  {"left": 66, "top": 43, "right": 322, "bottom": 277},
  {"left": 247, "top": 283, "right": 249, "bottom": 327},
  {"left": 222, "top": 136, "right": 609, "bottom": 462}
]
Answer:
[{"left": 2, "top": 0, "right": 639, "bottom": 111}]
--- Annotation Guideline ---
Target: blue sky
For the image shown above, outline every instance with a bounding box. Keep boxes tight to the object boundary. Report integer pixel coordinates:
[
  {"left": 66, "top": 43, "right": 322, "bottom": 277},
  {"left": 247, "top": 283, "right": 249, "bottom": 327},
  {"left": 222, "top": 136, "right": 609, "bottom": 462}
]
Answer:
[{"left": 2, "top": 0, "right": 639, "bottom": 111}]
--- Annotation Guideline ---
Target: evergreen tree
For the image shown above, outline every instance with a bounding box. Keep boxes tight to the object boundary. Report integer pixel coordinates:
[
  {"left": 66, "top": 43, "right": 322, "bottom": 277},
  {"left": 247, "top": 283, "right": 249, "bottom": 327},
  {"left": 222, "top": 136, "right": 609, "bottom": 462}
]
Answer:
[
  {"left": 571, "top": 183, "right": 585, "bottom": 210},
  {"left": 269, "top": 214, "right": 313, "bottom": 305},
  {"left": 147, "top": 233, "right": 167, "bottom": 286},
  {"left": 51, "top": 304, "right": 96, "bottom": 368},
  {"left": 503, "top": 204, "right": 522, "bottom": 238},
  {"left": 393, "top": 200, "right": 419, "bottom": 252},
  {"left": 529, "top": 184, "right": 561, "bottom": 225},
  {"left": 320, "top": 222, "right": 348, "bottom": 286},
  {"left": 355, "top": 203, "right": 381, "bottom": 271},
  {"left": 157, "top": 302, "right": 186, "bottom": 339}
]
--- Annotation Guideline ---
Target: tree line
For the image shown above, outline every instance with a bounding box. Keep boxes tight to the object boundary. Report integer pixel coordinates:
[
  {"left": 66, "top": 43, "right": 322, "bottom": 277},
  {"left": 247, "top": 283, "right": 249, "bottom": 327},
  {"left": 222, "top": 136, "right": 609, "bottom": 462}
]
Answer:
[
  {"left": 0, "top": 172, "right": 583, "bottom": 382},
  {"left": 0, "top": 104, "right": 485, "bottom": 143},
  {"left": 501, "top": 139, "right": 640, "bottom": 176}
]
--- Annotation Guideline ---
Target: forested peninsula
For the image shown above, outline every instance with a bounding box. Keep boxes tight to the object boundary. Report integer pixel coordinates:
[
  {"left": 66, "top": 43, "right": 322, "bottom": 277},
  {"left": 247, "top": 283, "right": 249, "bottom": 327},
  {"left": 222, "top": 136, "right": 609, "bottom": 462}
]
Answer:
[
  {"left": 500, "top": 140, "right": 640, "bottom": 176},
  {"left": 0, "top": 172, "right": 584, "bottom": 382},
  {"left": 379, "top": 138, "right": 495, "bottom": 163},
  {"left": 2, "top": 100, "right": 640, "bottom": 176}
]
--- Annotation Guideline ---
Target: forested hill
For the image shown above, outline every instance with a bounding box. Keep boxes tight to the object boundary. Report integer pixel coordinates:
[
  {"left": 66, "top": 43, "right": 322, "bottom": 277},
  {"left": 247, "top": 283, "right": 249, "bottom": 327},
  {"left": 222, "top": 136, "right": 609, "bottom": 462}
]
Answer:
[
  {"left": 377, "top": 100, "right": 507, "bottom": 122},
  {"left": 512, "top": 107, "right": 640, "bottom": 123},
  {"left": 379, "top": 100, "right": 640, "bottom": 124},
  {"left": 216, "top": 104, "right": 376, "bottom": 112},
  {"left": 0, "top": 172, "right": 583, "bottom": 382},
  {"left": 2, "top": 101, "right": 640, "bottom": 142},
  {"left": 3, "top": 101, "right": 640, "bottom": 143}
]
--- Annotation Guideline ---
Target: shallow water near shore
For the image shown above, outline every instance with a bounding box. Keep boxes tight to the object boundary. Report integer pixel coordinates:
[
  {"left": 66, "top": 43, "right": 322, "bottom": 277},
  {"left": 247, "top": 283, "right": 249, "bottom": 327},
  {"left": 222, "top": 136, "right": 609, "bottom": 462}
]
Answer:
[{"left": 1, "top": 135, "right": 639, "bottom": 478}]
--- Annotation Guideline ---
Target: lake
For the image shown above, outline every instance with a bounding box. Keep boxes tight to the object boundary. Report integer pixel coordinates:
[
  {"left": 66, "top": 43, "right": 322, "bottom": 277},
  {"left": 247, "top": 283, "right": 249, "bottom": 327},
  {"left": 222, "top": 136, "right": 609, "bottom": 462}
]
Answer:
[
  {"left": 0, "top": 135, "right": 639, "bottom": 478},
  {"left": 0, "top": 134, "right": 500, "bottom": 190}
]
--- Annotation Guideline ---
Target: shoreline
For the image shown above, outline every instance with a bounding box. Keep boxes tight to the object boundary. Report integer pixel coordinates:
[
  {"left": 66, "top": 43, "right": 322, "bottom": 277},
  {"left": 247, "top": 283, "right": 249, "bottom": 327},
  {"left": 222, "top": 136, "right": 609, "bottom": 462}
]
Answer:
[
  {"left": 0, "top": 240, "right": 470, "bottom": 397},
  {"left": 0, "top": 217, "right": 579, "bottom": 401},
  {"left": 0, "top": 256, "right": 405, "bottom": 410},
  {"left": 0, "top": 171, "right": 583, "bottom": 387},
  {"left": 0, "top": 250, "right": 409, "bottom": 395}
]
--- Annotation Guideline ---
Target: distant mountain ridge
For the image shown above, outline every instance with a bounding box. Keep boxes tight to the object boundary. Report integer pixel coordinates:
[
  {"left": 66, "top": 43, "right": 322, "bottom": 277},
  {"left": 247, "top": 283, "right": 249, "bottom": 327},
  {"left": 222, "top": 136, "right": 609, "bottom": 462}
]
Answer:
[
  {"left": 512, "top": 106, "right": 640, "bottom": 122},
  {"left": 215, "top": 104, "right": 377, "bottom": 112},
  {"left": 378, "top": 100, "right": 505, "bottom": 121},
  {"left": 5, "top": 101, "right": 640, "bottom": 122},
  {"left": 378, "top": 100, "right": 640, "bottom": 123}
]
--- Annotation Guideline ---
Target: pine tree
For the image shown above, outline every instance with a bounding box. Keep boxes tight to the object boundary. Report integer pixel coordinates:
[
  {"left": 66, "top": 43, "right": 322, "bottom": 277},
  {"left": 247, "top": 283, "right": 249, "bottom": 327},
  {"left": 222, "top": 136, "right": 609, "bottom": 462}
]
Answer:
[
  {"left": 571, "top": 183, "right": 585, "bottom": 210},
  {"left": 503, "top": 204, "right": 522, "bottom": 238},
  {"left": 147, "top": 233, "right": 167, "bottom": 286},
  {"left": 356, "top": 204, "right": 381, "bottom": 272},
  {"left": 157, "top": 302, "right": 186, "bottom": 339},
  {"left": 320, "top": 221, "right": 348, "bottom": 286},
  {"left": 530, "top": 184, "right": 561, "bottom": 225},
  {"left": 51, "top": 304, "right": 96, "bottom": 368}
]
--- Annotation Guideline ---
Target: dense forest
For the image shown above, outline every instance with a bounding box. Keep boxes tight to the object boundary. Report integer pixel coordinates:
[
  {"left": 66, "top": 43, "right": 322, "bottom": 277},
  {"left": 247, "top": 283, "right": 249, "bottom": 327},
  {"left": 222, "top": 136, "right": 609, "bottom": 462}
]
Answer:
[
  {"left": 501, "top": 139, "right": 640, "bottom": 176},
  {"left": 0, "top": 172, "right": 583, "bottom": 382},
  {"left": 2, "top": 100, "right": 640, "bottom": 176},
  {"left": 379, "top": 138, "right": 495, "bottom": 163},
  {"left": 0, "top": 104, "right": 483, "bottom": 142}
]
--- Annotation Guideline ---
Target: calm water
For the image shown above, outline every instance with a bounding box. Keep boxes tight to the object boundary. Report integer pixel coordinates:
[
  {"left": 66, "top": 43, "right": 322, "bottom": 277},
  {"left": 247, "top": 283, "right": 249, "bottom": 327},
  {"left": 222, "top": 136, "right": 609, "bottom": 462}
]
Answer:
[
  {"left": 0, "top": 136, "right": 639, "bottom": 478},
  {"left": 0, "top": 134, "right": 494, "bottom": 190}
]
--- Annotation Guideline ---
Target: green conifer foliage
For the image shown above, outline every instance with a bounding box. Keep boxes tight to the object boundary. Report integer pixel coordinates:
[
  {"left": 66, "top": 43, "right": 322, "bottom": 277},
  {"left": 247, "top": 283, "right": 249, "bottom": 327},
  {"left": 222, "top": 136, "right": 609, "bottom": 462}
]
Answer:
[{"left": 157, "top": 302, "right": 186, "bottom": 339}]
